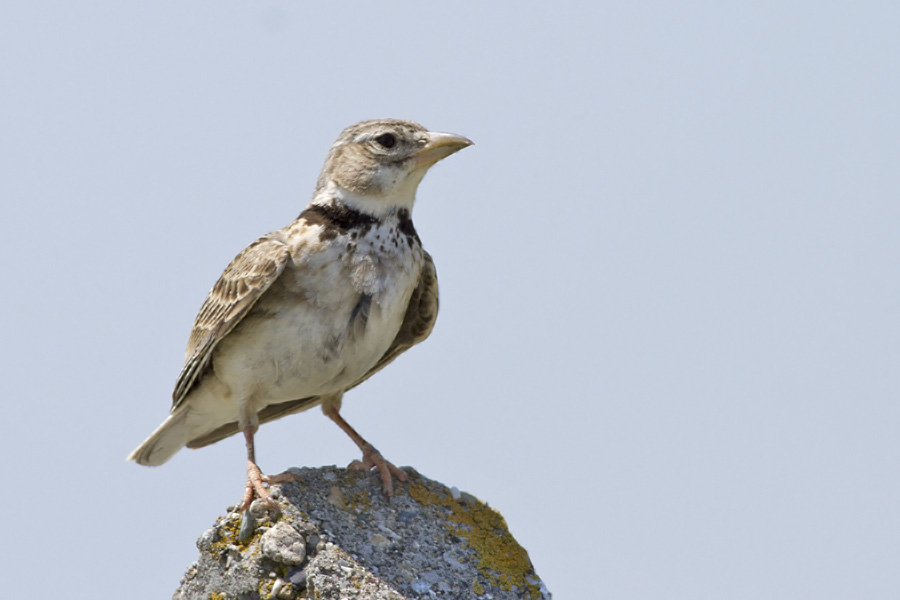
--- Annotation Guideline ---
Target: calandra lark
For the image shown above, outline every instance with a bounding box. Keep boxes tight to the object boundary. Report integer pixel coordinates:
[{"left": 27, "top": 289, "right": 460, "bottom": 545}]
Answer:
[{"left": 127, "top": 119, "right": 472, "bottom": 510}]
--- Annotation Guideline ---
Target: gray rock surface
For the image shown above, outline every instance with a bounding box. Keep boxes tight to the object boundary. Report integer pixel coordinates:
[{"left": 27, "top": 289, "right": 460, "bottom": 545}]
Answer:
[{"left": 173, "top": 467, "right": 551, "bottom": 600}]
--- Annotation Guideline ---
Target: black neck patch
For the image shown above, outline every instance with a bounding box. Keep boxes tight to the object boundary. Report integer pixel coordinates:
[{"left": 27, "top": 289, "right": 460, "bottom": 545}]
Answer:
[
  {"left": 299, "top": 202, "right": 380, "bottom": 241},
  {"left": 396, "top": 208, "right": 421, "bottom": 246}
]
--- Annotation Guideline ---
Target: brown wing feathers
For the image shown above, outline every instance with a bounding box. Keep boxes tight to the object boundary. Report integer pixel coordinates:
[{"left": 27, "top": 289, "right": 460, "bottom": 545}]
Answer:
[{"left": 172, "top": 235, "right": 291, "bottom": 408}]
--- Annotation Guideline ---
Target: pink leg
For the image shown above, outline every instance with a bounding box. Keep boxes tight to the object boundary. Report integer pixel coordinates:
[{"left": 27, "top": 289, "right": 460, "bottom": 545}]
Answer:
[
  {"left": 239, "top": 425, "right": 301, "bottom": 512},
  {"left": 325, "top": 407, "right": 409, "bottom": 495}
]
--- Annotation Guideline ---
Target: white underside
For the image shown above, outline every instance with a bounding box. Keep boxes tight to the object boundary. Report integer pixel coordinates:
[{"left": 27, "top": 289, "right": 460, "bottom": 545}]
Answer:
[{"left": 183, "top": 217, "right": 423, "bottom": 441}]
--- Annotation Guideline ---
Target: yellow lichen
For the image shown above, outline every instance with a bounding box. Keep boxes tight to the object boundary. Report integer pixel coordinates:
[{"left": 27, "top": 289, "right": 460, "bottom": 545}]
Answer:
[
  {"left": 207, "top": 512, "right": 277, "bottom": 558},
  {"left": 407, "top": 481, "right": 542, "bottom": 599},
  {"left": 347, "top": 488, "right": 373, "bottom": 513},
  {"left": 257, "top": 576, "right": 274, "bottom": 598},
  {"left": 208, "top": 593, "right": 225, "bottom": 600}
]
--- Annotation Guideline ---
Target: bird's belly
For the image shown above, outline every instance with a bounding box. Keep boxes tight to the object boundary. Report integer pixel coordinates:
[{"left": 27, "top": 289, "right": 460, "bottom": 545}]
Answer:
[{"left": 212, "top": 278, "right": 415, "bottom": 404}]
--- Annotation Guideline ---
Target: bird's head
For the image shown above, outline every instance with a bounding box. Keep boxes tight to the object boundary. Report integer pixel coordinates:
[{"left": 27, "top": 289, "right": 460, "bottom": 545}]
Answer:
[{"left": 314, "top": 119, "right": 472, "bottom": 215}]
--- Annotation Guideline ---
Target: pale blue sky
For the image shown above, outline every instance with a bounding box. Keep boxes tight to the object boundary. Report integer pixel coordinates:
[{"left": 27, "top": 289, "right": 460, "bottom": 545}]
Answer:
[{"left": 2, "top": 2, "right": 899, "bottom": 598}]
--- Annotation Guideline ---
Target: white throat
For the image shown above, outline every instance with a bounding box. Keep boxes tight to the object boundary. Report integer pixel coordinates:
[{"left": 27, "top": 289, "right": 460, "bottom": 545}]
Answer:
[{"left": 313, "top": 177, "right": 422, "bottom": 218}]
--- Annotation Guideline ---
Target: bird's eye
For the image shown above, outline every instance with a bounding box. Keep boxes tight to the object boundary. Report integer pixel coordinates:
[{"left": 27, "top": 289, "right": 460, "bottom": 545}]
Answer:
[{"left": 374, "top": 133, "right": 396, "bottom": 148}]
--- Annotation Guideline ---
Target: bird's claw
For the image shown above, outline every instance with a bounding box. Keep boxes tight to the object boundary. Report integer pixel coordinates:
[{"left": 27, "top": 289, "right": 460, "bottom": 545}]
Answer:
[
  {"left": 348, "top": 442, "right": 409, "bottom": 496},
  {"left": 240, "top": 461, "right": 303, "bottom": 512}
]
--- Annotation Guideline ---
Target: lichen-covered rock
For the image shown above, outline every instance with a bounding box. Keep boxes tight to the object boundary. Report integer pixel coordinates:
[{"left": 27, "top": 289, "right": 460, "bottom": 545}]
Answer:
[{"left": 173, "top": 467, "right": 551, "bottom": 600}]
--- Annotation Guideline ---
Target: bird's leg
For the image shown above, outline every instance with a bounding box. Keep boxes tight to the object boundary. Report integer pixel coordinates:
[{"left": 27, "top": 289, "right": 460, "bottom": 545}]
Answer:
[
  {"left": 239, "top": 425, "right": 303, "bottom": 512},
  {"left": 325, "top": 407, "right": 408, "bottom": 495},
  {"left": 240, "top": 425, "right": 277, "bottom": 512}
]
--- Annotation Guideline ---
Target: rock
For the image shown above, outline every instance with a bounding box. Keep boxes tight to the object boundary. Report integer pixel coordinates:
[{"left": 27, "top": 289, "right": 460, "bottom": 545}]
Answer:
[
  {"left": 260, "top": 521, "right": 307, "bottom": 565},
  {"left": 173, "top": 467, "right": 551, "bottom": 599}
]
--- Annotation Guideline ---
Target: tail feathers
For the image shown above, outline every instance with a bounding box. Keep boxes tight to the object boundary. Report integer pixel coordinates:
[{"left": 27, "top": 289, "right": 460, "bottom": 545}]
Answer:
[{"left": 126, "top": 406, "right": 190, "bottom": 466}]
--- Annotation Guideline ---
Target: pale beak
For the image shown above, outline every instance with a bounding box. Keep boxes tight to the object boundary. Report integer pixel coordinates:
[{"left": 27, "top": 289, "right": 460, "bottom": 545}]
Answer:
[{"left": 415, "top": 131, "right": 474, "bottom": 168}]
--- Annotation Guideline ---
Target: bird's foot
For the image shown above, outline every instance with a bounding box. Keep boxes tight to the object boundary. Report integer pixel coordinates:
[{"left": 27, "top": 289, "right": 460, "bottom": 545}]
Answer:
[
  {"left": 347, "top": 442, "right": 409, "bottom": 496},
  {"left": 239, "top": 461, "right": 303, "bottom": 512}
]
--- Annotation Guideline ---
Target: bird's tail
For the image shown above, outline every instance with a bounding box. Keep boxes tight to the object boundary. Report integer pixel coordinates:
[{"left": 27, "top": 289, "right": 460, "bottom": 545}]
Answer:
[{"left": 126, "top": 404, "right": 190, "bottom": 466}]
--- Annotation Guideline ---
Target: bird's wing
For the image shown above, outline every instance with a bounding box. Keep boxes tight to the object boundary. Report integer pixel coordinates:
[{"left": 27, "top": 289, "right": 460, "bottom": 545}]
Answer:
[
  {"left": 172, "top": 234, "right": 292, "bottom": 408},
  {"left": 347, "top": 250, "right": 439, "bottom": 391}
]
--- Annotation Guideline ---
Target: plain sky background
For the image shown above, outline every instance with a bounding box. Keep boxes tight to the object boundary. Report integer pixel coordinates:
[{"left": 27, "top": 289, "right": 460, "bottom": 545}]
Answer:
[{"left": 2, "top": 2, "right": 898, "bottom": 598}]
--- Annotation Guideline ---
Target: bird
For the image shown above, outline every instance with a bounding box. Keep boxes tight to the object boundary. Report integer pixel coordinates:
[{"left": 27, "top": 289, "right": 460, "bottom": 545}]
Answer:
[{"left": 127, "top": 119, "right": 472, "bottom": 510}]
